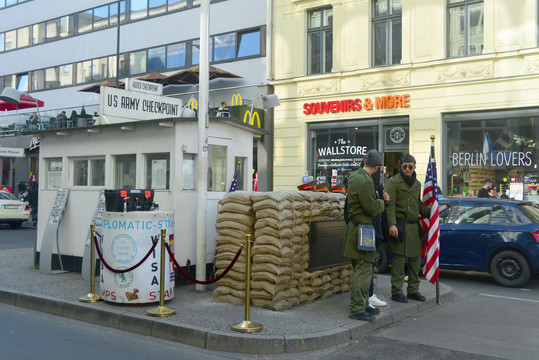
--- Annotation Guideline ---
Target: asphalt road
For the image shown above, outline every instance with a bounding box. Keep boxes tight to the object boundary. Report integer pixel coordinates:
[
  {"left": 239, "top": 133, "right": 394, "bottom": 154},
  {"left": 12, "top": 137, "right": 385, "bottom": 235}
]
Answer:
[{"left": 1, "top": 226, "right": 538, "bottom": 359}]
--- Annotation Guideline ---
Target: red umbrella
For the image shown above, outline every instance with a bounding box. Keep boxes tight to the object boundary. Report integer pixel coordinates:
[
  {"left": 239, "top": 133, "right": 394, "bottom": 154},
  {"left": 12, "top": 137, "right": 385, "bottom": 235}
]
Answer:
[{"left": 0, "top": 94, "right": 44, "bottom": 111}]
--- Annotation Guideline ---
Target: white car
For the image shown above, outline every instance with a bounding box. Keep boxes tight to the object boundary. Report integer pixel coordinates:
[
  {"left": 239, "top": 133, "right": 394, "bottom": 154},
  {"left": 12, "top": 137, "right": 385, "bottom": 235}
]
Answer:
[{"left": 0, "top": 190, "right": 31, "bottom": 229}]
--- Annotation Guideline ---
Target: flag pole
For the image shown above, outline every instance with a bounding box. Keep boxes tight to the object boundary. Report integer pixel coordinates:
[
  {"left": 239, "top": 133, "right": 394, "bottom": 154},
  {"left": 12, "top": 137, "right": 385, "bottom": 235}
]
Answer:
[{"left": 430, "top": 135, "right": 441, "bottom": 305}]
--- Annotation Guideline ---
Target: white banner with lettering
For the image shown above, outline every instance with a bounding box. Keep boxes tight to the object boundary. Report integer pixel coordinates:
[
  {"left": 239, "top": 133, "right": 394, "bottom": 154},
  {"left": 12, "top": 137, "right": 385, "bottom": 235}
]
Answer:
[{"left": 98, "top": 87, "right": 182, "bottom": 124}]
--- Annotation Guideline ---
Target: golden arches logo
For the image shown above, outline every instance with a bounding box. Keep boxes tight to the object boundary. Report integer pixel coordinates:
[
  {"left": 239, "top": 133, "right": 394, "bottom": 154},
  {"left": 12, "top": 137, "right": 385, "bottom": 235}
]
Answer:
[
  {"left": 231, "top": 94, "right": 242, "bottom": 106},
  {"left": 187, "top": 98, "right": 198, "bottom": 110},
  {"left": 243, "top": 110, "right": 261, "bottom": 128}
]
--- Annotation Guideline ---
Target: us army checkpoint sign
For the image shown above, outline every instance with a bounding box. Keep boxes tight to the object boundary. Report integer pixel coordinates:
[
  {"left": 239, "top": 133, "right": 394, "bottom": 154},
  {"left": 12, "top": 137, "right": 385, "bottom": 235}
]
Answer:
[{"left": 100, "top": 211, "right": 175, "bottom": 304}]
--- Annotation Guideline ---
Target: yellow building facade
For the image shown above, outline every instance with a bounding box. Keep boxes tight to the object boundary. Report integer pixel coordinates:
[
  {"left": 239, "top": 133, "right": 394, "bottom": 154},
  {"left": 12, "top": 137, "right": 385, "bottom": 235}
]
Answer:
[{"left": 270, "top": 0, "right": 539, "bottom": 201}]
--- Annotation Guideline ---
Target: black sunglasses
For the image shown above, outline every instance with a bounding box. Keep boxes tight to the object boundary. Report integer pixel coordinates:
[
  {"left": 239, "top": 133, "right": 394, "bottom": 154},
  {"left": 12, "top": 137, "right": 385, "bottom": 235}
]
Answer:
[{"left": 402, "top": 165, "right": 414, "bottom": 170}]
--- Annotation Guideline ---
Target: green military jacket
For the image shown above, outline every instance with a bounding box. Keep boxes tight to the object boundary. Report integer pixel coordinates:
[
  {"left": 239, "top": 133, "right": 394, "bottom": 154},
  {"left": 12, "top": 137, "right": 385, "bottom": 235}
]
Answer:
[
  {"left": 384, "top": 173, "right": 430, "bottom": 257},
  {"left": 343, "top": 168, "right": 385, "bottom": 262}
]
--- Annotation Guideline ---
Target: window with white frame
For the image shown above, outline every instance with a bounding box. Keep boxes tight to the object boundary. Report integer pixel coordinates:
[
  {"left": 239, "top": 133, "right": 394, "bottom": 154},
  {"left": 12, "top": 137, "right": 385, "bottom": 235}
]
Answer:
[
  {"left": 307, "top": 7, "right": 333, "bottom": 75},
  {"left": 208, "top": 145, "right": 227, "bottom": 192},
  {"left": 73, "top": 157, "right": 105, "bottom": 187},
  {"left": 447, "top": 0, "right": 484, "bottom": 58},
  {"left": 145, "top": 153, "right": 170, "bottom": 190},
  {"left": 46, "top": 157, "right": 63, "bottom": 189},
  {"left": 372, "top": 0, "right": 402, "bottom": 67},
  {"left": 182, "top": 153, "right": 196, "bottom": 190}
]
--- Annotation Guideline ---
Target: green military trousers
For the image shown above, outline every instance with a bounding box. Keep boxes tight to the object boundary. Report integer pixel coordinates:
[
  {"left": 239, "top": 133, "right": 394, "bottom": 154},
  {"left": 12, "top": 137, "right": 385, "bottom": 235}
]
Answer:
[
  {"left": 391, "top": 254, "right": 421, "bottom": 295},
  {"left": 350, "top": 259, "right": 373, "bottom": 315}
]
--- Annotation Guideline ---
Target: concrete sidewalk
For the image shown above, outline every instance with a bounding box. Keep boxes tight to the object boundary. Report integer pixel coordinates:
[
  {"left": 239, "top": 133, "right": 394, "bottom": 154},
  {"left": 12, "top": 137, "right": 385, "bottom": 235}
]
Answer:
[{"left": 0, "top": 247, "right": 452, "bottom": 354}]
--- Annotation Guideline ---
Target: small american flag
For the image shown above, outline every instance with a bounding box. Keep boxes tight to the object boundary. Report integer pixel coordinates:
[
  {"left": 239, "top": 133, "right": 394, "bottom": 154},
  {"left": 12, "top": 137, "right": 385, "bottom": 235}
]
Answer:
[
  {"left": 421, "top": 142, "right": 440, "bottom": 284},
  {"left": 229, "top": 164, "right": 239, "bottom": 192}
]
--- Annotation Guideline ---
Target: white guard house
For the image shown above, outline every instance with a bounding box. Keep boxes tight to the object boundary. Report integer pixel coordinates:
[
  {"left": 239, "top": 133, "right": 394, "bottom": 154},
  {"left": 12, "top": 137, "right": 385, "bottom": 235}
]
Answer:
[{"left": 33, "top": 81, "right": 263, "bottom": 279}]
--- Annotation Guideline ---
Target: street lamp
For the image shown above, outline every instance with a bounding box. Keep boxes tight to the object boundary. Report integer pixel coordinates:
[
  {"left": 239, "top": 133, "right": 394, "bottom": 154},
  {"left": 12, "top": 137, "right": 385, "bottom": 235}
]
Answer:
[
  {"left": 0, "top": 87, "right": 43, "bottom": 129},
  {"left": 248, "top": 93, "right": 280, "bottom": 124}
]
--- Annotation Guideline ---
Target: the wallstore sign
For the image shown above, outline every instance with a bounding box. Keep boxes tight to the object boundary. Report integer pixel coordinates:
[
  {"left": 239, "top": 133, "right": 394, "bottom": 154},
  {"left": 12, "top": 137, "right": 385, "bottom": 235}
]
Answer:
[{"left": 303, "top": 94, "right": 410, "bottom": 115}]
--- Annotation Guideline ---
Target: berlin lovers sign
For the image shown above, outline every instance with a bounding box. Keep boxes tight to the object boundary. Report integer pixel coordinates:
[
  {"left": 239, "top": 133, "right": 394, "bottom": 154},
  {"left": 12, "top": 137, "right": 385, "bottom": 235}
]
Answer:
[{"left": 98, "top": 85, "right": 182, "bottom": 125}]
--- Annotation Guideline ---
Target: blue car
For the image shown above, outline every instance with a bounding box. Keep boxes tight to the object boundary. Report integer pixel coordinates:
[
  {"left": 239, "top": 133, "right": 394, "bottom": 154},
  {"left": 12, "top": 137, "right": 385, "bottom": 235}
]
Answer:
[{"left": 377, "top": 198, "right": 539, "bottom": 287}]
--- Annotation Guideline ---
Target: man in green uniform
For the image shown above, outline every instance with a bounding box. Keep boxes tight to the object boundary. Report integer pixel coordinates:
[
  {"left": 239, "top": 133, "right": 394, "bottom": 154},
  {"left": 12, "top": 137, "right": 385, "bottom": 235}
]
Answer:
[
  {"left": 343, "top": 151, "right": 389, "bottom": 321},
  {"left": 385, "top": 154, "right": 430, "bottom": 303}
]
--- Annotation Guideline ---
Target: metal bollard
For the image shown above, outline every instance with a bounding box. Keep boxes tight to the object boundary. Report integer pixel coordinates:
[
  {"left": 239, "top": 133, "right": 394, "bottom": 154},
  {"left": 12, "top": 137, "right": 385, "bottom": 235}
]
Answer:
[
  {"left": 147, "top": 229, "right": 176, "bottom": 317},
  {"left": 79, "top": 224, "right": 102, "bottom": 303},
  {"left": 231, "top": 234, "right": 262, "bottom": 332}
]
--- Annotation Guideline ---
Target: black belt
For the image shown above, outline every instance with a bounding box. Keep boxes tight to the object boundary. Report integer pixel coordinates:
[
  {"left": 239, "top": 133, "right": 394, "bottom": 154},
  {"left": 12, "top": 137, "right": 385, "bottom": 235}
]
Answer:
[
  {"left": 397, "top": 219, "right": 419, "bottom": 225},
  {"left": 350, "top": 219, "right": 360, "bottom": 226}
]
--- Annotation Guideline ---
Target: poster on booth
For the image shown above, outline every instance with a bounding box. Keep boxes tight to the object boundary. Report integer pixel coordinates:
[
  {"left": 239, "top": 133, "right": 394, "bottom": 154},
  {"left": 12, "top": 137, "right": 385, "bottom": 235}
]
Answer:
[{"left": 100, "top": 212, "right": 175, "bottom": 304}]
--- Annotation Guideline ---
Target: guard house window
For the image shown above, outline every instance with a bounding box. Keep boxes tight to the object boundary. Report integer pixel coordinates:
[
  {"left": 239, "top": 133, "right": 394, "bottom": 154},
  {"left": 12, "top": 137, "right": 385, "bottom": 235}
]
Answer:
[
  {"left": 46, "top": 158, "right": 63, "bottom": 189},
  {"left": 372, "top": 0, "right": 402, "bottom": 66},
  {"left": 208, "top": 145, "right": 227, "bottom": 192},
  {"left": 307, "top": 7, "right": 333, "bottom": 75},
  {"left": 145, "top": 153, "right": 170, "bottom": 190},
  {"left": 73, "top": 157, "right": 105, "bottom": 187},
  {"left": 115, "top": 155, "right": 137, "bottom": 190},
  {"left": 447, "top": 0, "right": 484, "bottom": 58},
  {"left": 182, "top": 153, "right": 196, "bottom": 190}
]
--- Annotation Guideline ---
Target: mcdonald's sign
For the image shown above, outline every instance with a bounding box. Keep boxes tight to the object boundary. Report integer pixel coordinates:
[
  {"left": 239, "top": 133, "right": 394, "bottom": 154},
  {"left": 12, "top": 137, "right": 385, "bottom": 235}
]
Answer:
[
  {"left": 187, "top": 98, "right": 198, "bottom": 110},
  {"left": 243, "top": 110, "right": 261, "bottom": 128},
  {"left": 231, "top": 94, "right": 242, "bottom": 106}
]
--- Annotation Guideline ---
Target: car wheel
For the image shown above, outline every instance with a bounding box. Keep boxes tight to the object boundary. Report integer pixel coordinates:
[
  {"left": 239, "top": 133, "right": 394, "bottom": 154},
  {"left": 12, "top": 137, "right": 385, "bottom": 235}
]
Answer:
[
  {"left": 489, "top": 250, "right": 531, "bottom": 288},
  {"left": 376, "top": 248, "right": 389, "bottom": 273},
  {"left": 9, "top": 222, "right": 23, "bottom": 229}
]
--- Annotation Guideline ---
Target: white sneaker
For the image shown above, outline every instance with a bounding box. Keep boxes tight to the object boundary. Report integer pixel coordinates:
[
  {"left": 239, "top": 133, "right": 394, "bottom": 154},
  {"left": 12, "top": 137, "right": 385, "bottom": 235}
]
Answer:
[{"left": 369, "top": 294, "right": 387, "bottom": 307}]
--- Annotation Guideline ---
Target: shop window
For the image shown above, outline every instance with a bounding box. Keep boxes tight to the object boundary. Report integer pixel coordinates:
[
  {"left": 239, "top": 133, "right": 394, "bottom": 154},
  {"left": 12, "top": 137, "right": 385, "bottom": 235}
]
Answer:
[
  {"left": 182, "top": 153, "right": 196, "bottom": 190},
  {"left": 145, "top": 153, "right": 170, "bottom": 190},
  {"left": 372, "top": 0, "right": 402, "bottom": 66},
  {"left": 307, "top": 7, "right": 333, "bottom": 75},
  {"left": 148, "top": 46, "right": 166, "bottom": 71},
  {"left": 115, "top": 155, "right": 136, "bottom": 189},
  {"left": 32, "top": 23, "right": 46, "bottom": 45},
  {"left": 46, "top": 158, "right": 63, "bottom": 189},
  {"left": 447, "top": 0, "right": 484, "bottom": 58},
  {"left": 167, "top": 43, "right": 186, "bottom": 69},
  {"left": 208, "top": 145, "right": 227, "bottom": 192},
  {"left": 237, "top": 29, "right": 260, "bottom": 58},
  {"left": 308, "top": 124, "right": 378, "bottom": 185}
]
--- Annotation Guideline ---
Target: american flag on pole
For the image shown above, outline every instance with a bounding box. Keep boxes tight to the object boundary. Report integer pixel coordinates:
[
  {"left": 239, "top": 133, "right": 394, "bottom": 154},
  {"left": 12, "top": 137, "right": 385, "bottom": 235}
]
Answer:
[
  {"left": 421, "top": 140, "right": 440, "bottom": 284},
  {"left": 229, "top": 163, "right": 240, "bottom": 192}
]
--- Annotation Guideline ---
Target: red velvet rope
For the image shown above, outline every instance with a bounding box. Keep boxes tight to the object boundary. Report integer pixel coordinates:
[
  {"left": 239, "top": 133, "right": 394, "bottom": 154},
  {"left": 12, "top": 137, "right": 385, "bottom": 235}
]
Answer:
[
  {"left": 93, "top": 234, "right": 159, "bottom": 274},
  {"left": 165, "top": 242, "right": 244, "bottom": 285}
]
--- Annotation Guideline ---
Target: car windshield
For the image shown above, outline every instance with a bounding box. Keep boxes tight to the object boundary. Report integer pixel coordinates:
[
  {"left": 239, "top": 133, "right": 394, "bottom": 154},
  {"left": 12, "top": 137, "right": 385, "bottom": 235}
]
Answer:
[
  {"left": 519, "top": 204, "right": 539, "bottom": 224},
  {"left": 0, "top": 192, "right": 18, "bottom": 201}
]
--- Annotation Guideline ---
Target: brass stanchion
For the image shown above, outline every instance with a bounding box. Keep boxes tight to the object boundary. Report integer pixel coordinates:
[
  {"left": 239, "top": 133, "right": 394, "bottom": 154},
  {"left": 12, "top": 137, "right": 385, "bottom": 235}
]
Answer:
[
  {"left": 79, "top": 224, "right": 102, "bottom": 303},
  {"left": 232, "top": 234, "right": 262, "bottom": 332},
  {"left": 147, "top": 229, "right": 176, "bottom": 317}
]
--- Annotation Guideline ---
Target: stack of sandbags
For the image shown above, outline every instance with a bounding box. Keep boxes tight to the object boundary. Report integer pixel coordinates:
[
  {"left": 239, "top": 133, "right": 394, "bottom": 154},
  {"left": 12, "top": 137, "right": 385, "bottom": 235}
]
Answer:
[
  {"left": 212, "top": 190, "right": 352, "bottom": 311},
  {"left": 213, "top": 191, "right": 253, "bottom": 305},
  {"left": 249, "top": 191, "right": 305, "bottom": 310}
]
